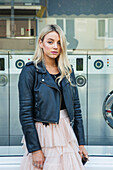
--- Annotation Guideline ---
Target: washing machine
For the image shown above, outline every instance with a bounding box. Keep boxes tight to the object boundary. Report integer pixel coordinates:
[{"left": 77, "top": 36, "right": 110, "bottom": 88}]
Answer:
[
  {"left": 0, "top": 51, "right": 33, "bottom": 146},
  {"left": 88, "top": 51, "right": 113, "bottom": 145},
  {"left": 68, "top": 52, "right": 88, "bottom": 143},
  {"left": 0, "top": 51, "right": 9, "bottom": 145}
]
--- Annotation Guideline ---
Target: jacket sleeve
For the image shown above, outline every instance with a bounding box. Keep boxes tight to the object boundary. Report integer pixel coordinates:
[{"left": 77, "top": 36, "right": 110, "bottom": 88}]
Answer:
[
  {"left": 71, "top": 69, "right": 85, "bottom": 145},
  {"left": 18, "top": 65, "right": 41, "bottom": 153}
]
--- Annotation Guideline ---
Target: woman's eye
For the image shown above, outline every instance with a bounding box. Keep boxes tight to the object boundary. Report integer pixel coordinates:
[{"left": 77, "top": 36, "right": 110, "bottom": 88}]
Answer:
[{"left": 48, "top": 41, "right": 53, "bottom": 44}]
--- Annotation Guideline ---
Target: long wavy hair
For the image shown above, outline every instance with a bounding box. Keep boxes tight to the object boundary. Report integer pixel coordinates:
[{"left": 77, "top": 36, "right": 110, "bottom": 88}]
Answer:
[{"left": 33, "top": 24, "right": 72, "bottom": 84}]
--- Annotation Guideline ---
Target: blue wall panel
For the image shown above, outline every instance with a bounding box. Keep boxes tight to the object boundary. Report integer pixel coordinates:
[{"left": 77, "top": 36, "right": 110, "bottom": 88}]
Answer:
[{"left": 48, "top": 0, "right": 113, "bottom": 15}]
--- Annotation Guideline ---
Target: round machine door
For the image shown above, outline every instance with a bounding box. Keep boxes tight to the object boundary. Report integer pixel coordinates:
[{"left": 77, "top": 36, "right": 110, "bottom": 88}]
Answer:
[{"left": 103, "top": 91, "right": 113, "bottom": 129}]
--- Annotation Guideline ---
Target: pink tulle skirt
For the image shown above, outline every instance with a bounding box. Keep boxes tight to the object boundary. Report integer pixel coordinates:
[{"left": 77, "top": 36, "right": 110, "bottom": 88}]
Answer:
[{"left": 20, "top": 109, "right": 85, "bottom": 170}]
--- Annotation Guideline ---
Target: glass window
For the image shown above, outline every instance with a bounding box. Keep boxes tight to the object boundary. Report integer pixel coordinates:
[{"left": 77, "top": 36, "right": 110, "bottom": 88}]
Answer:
[
  {"left": 108, "top": 19, "right": 113, "bottom": 38},
  {"left": 98, "top": 18, "right": 113, "bottom": 38},
  {"left": 9, "top": 19, "right": 36, "bottom": 37},
  {"left": 0, "top": 20, "right": 6, "bottom": 38},
  {"left": 98, "top": 19, "right": 105, "bottom": 37},
  {"left": 1, "top": 0, "right": 113, "bottom": 158},
  {"left": 13, "top": 19, "right": 28, "bottom": 37}
]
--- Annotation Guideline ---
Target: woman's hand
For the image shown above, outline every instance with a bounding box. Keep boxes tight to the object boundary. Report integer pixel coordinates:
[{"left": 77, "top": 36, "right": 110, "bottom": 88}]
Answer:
[
  {"left": 79, "top": 145, "right": 88, "bottom": 159},
  {"left": 32, "top": 150, "right": 45, "bottom": 169}
]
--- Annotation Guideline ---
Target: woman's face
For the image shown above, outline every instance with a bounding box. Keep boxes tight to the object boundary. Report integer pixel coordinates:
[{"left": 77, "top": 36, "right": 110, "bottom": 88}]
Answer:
[{"left": 39, "top": 31, "right": 61, "bottom": 60}]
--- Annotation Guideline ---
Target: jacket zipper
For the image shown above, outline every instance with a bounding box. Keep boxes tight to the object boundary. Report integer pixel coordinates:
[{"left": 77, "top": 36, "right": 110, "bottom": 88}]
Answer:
[{"left": 40, "top": 81, "right": 61, "bottom": 124}]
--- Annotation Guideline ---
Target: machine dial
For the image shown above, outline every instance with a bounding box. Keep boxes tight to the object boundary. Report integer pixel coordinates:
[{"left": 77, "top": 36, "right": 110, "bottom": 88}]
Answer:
[
  {"left": 76, "top": 75, "right": 86, "bottom": 87},
  {"left": 103, "top": 91, "right": 113, "bottom": 129},
  {"left": 94, "top": 59, "right": 104, "bottom": 69},
  {"left": 0, "top": 75, "right": 8, "bottom": 86},
  {"left": 15, "top": 59, "right": 25, "bottom": 69}
]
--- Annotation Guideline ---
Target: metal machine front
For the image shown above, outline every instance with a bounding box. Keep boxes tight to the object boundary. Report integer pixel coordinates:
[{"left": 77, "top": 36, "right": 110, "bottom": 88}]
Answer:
[
  {"left": 0, "top": 54, "right": 9, "bottom": 145},
  {"left": 88, "top": 54, "right": 113, "bottom": 145},
  {"left": 68, "top": 52, "right": 113, "bottom": 145},
  {"left": 1, "top": 51, "right": 113, "bottom": 146},
  {"left": 0, "top": 51, "right": 33, "bottom": 146},
  {"left": 68, "top": 54, "right": 88, "bottom": 143}
]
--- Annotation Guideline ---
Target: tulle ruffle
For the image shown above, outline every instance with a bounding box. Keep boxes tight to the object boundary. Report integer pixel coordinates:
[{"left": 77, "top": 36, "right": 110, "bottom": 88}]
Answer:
[{"left": 20, "top": 109, "right": 85, "bottom": 170}]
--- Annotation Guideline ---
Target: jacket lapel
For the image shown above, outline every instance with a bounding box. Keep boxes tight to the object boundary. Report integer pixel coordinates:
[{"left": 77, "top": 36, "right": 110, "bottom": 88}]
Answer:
[
  {"left": 36, "top": 61, "right": 70, "bottom": 91},
  {"left": 41, "top": 72, "right": 60, "bottom": 91},
  {"left": 36, "top": 62, "right": 60, "bottom": 91}
]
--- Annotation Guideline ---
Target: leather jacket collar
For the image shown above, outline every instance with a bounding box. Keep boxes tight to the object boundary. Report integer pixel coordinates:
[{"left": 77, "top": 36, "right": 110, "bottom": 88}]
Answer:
[{"left": 36, "top": 61, "right": 70, "bottom": 90}]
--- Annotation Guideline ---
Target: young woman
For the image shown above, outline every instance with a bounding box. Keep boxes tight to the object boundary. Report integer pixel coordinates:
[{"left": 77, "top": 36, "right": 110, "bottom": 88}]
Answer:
[{"left": 19, "top": 24, "right": 88, "bottom": 170}]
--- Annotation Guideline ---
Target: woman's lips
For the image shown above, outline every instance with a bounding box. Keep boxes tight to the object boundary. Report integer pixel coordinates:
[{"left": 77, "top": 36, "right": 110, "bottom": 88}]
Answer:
[{"left": 51, "top": 51, "right": 58, "bottom": 54}]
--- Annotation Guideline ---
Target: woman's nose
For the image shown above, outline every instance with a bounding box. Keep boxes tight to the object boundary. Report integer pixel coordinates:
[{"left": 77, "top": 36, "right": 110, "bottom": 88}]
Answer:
[{"left": 53, "top": 42, "right": 58, "bottom": 48}]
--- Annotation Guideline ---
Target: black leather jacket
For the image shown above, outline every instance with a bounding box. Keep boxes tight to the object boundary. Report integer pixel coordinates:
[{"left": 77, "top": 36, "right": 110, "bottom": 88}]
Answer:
[{"left": 18, "top": 61, "right": 85, "bottom": 153}]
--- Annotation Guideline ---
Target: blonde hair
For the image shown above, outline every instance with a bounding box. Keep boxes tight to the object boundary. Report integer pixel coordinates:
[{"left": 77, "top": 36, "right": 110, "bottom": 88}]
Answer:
[{"left": 33, "top": 24, "right": 72, "bottom": 84}]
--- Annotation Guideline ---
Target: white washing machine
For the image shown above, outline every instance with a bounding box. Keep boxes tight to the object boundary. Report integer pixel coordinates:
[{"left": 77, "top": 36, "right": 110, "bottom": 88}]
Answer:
[
  {"left": 0, "top": 52, "right": 9, "bottom": 145},
  {"left": 68, "top": 50, "right": 113, "bottom": 146},
  {"left": 68, "top": 51, "right": 88, "bottom": 143},
  {"left": 0, "top": 51, "right": 33, "bottom": 146},
  {"left": 88, "top": 51, "right": 113, "bottom": 145}
]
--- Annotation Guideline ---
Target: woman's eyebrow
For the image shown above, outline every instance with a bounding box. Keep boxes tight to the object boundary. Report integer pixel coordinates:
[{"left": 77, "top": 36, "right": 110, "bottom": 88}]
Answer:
[
  {"left": 47, "top": 38, "right": 60, "bottom": 41},
  {"left": 47, "top": 38, "right": 54, "bottom": 41}
]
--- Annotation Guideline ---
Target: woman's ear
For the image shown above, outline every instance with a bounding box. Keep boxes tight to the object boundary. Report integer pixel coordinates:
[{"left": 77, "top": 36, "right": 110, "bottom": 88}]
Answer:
[{"left": 39, "top": 39, "right": 43, "bottom": 48}]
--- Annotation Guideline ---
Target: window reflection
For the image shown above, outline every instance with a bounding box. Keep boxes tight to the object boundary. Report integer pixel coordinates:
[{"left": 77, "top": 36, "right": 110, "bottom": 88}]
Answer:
[
  {"left": 0, "top": 0, "right": 113, "bottom": 157},
  {"left": 0, "top": 15, "right": 113, "bottom": 49}
]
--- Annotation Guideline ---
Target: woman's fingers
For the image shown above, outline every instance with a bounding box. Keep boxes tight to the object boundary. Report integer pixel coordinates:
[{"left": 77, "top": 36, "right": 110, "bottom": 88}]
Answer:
[
  {"left": 33, "top": 162, "right": 43, "bottom": 169},
  {"left": 33, "top": 160, "right": 44, "bottom": 169},
  {"left": 79, "top": 145, "right": 88, "bottom": 158},
  {"left": 32, "top": 150, "right": 45, "bottom": 169}
]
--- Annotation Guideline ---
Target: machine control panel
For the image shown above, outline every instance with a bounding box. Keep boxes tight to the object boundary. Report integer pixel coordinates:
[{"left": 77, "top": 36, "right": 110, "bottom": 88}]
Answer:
[
  {"left": 10, "top": 55, "right": 33, "bottom": 74},
  {"left": 88, "top": 55, "right": 113, "bottom": 74},
  {"left": 68, "top": 55, "right": 87, "bottom": 74},
  {"left": 68, "top": 55, "right": 87, "bottom": 87}
]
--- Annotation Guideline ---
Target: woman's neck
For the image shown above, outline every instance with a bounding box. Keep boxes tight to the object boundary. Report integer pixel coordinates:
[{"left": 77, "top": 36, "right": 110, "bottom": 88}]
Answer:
[
  {"left": 44, "top": 57, "right": 57, "bottom": 68},
  {"left": 44, "top": 57, "right": 59, "bottom": 74}
]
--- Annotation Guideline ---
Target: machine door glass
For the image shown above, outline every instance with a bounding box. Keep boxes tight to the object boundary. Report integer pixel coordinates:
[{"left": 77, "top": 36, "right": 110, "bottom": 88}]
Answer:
[{"left": 103, "top": 91, "right": 113, "bottom": 129}]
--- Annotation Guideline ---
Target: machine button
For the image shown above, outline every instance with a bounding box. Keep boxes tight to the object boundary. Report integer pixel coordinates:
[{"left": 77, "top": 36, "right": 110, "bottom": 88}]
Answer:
[
  {"left": 15, "top": 59, "right": 25, "bottom": 69},
  {"left": 76, "top": 75, "right": 86, "bottom": 87},
  {"left": 0, "top": 75, "right": 8, "bottom": 86},
  {"left": 94, "top": 59, "right": 104, "bottom": 69}
]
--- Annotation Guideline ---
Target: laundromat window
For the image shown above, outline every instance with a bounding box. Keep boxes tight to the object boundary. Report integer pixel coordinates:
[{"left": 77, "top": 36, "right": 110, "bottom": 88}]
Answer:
[
  {"left": 76, "top": 58, "right": 83, "bottom": 71},
  {"left": 0, "top": 58, "right": 4, "bottom": 71}
]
